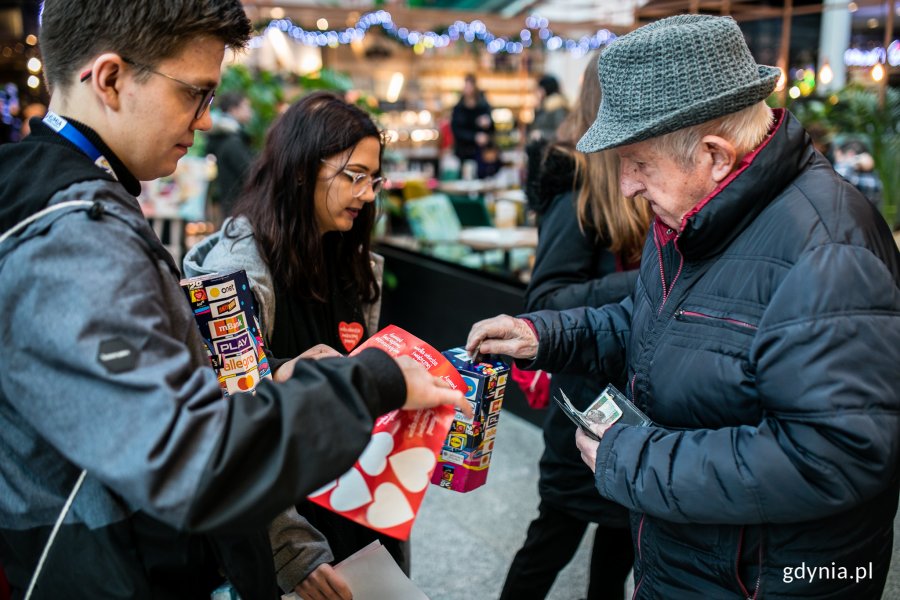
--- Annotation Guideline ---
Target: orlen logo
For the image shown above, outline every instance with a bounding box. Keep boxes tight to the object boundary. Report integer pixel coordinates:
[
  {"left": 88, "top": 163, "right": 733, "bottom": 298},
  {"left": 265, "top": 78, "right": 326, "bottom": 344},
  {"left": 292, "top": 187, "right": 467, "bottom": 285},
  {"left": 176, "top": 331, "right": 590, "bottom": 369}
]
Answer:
[
  {"left": 211, "top": 297, "right": 239, "bottom": 318},
  {"left": 461, "top": 375, "right": 478, "bottom": 399},
  {"left": 206, "top": 280, "right": 237, "bottom": 300},
  {"left": 208, "top": 313, "right": 246, "bottom": 339}
]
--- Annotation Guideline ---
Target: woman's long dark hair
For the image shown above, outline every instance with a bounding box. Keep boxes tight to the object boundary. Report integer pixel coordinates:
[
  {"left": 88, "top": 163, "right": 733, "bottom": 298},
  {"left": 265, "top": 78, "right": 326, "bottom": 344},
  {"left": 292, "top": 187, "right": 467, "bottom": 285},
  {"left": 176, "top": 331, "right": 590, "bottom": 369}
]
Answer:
[{"left": 230, "top": 91, "right": 383, "bottom": 304}]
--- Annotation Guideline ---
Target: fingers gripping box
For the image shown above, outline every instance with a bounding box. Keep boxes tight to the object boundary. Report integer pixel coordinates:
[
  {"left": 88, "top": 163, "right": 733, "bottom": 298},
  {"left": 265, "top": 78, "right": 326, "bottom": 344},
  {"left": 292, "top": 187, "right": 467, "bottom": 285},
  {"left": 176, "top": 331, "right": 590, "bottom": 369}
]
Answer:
[
  {"left": 180, "top": 270, "right": 272, "bottom": 395},
  {"left": 431, "top": 348, "right": 510, "bottom": 493}
]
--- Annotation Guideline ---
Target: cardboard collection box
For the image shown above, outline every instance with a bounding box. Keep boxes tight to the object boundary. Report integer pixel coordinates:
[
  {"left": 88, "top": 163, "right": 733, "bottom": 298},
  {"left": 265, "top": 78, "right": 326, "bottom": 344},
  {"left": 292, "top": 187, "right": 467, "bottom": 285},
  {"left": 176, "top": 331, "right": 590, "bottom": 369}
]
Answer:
[
  {"left": 431, "top": 348, "right": 510, "bottom": 493},
  {"left": 180, "top": 270, "right": 272, "bottom": 395}
]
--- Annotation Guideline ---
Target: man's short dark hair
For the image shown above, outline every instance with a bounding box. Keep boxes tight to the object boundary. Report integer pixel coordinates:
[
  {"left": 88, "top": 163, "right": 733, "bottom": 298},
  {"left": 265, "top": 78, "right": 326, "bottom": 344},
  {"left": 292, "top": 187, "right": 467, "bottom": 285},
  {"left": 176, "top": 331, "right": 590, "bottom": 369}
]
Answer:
[{"left": 40, "top": 0, "right": 252, "bottom": 91}]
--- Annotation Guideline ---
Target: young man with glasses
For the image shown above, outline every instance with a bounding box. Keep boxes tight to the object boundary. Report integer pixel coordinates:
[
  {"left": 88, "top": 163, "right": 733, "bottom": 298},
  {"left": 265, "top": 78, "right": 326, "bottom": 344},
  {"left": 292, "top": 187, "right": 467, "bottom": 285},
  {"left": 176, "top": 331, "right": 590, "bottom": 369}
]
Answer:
[{"left": 0, "top": 2, "right": 467, "bottom": 598}]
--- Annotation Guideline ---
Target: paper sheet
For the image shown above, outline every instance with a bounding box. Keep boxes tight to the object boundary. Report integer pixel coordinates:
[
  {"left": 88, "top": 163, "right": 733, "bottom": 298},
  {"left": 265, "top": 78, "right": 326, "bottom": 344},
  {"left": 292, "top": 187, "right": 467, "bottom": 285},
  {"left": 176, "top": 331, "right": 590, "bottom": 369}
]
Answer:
[{"left": 281, "top": 541, "right": 429, "bottom": 600}]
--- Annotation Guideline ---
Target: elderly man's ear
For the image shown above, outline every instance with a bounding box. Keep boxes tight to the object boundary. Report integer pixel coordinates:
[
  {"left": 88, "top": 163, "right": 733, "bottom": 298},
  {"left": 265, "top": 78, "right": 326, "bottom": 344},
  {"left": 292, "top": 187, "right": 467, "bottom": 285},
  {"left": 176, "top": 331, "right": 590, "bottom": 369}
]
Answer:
[{"left": 700, "top": 135, "right": 738, "bottom": 183}]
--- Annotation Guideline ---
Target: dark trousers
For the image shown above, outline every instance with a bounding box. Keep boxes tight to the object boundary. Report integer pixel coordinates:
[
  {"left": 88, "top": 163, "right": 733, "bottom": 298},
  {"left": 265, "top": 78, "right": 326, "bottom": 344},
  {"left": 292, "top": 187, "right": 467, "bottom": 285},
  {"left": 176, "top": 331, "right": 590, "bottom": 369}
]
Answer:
[{"left": 499, "top": 502, "right": 634, "bottom": 600}]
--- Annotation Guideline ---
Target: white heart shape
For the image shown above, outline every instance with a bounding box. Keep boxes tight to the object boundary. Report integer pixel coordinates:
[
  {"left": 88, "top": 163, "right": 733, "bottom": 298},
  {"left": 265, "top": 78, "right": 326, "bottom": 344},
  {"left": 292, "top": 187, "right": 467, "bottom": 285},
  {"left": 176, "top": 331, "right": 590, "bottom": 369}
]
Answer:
[
  {"left": 388, "top": 447, "right": 436, "bottom": 493},
  {"left": 308, "top": 479, "right": 337, "bottom": 498},
  {"left": 357, "top": 432, "right": 394, "bottom": 476},
  {"left": 329, "top": 468, "right": 372, "bottom": 512},
  {"left": 366, "top": 483, "right": 414, "bottom": 529}
]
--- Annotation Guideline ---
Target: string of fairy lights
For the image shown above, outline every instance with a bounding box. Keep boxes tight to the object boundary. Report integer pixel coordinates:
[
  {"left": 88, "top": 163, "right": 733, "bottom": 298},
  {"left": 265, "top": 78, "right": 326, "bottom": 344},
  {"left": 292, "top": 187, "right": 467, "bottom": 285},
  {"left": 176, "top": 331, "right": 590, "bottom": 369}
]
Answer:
[{"left": 251, "top": 10, "right": 618, "bottom": 57}]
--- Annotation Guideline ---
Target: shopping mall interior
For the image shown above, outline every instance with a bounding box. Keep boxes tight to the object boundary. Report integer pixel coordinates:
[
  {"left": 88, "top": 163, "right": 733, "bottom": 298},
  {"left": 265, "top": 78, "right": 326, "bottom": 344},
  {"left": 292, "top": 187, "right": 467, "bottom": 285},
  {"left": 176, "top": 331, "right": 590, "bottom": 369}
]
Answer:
[{"left": 0, "top": 0, "right": 898, "bottom": 598}]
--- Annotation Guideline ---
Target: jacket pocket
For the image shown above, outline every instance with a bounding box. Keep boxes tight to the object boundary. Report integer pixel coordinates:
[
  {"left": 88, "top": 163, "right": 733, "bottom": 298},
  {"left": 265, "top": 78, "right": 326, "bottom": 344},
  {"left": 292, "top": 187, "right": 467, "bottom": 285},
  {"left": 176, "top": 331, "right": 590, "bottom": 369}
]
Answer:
[{"left": 674, "top": 307, "right": 759, "bottom": 335}]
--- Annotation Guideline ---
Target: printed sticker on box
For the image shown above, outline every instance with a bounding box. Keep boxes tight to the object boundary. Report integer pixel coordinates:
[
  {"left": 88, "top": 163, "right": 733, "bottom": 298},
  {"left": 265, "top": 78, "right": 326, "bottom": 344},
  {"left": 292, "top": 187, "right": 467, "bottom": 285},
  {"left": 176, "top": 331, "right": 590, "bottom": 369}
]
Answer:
[{"left": 431, "top": 348, "right": 510, "bottom": 493}]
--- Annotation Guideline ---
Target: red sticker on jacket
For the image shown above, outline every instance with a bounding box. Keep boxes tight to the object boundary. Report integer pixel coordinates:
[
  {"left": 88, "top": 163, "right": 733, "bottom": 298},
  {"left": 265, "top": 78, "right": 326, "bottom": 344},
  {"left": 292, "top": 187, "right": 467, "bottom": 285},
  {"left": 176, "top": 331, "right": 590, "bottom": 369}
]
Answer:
[{"left": 339, "top": 321, "right": 364, "bottom": 352}]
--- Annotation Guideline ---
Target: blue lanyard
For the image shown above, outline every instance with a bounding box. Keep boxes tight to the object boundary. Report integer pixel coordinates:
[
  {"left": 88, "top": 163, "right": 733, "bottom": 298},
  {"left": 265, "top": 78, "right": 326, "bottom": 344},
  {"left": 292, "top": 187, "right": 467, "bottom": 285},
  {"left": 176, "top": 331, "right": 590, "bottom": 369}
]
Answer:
[{"left": 42, "top": 111, "right": 117, "bottom": 180}]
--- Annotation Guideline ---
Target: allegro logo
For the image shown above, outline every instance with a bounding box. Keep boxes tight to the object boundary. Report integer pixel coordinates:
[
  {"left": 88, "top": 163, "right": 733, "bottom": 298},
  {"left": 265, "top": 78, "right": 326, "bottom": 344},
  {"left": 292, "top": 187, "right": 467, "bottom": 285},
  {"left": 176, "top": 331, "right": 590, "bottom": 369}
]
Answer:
[{"left": 221, "top": 349, "right": 258, "bottom": 376}]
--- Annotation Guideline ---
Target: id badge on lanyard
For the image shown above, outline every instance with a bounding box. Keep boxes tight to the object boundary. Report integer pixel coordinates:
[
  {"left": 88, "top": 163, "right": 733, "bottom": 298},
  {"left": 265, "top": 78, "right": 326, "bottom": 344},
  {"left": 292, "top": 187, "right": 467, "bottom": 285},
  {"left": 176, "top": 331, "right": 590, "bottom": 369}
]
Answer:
[{"left": 42, "top": 111, "right": 117, "bottom": 179}]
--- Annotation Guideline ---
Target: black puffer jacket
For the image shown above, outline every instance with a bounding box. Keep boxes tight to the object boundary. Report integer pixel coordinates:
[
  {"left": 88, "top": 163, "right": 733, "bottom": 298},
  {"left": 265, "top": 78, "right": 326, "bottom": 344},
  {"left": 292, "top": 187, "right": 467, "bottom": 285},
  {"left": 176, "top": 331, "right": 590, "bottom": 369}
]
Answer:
[
  {"left": 523, "top": 110, "right": 900, "bottom": 598},
  {"left": 525, "top": 144, "right": 636, "bottom": 525}
]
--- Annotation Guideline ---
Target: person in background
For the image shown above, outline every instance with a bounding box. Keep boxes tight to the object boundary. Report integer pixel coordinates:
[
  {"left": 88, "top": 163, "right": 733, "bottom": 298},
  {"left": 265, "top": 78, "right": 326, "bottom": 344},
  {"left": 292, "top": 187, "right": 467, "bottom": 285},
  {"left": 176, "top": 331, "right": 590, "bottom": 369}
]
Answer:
[
  {"left": 206, "top": 90, "right": 254, "bottom": 223},
  {"left": 184, "top": 91, "right": 401, "bottom": 600},
  {"left": 502, "top": 55, "right": 650, "bottom": 600},
  {"left": 0, "top": 2, "right": 468, "bottom": 598},
  {"left": 451, "top": 73, "right": 494, "bottom": 177},
  {"left": 833, "top": 139, "right": 882, "bottom": 207},
  {"left": 467, "top": 15, "right": 899, "bottom": 598},
  {"left": 18, "top": 102, "right": 47, "bottom": 138},
  {"left": 529, "top": 74, "right": 569, "bottom": 143},
  {"left": 0, "top": 85, "right": 20, "bottom": 144}
]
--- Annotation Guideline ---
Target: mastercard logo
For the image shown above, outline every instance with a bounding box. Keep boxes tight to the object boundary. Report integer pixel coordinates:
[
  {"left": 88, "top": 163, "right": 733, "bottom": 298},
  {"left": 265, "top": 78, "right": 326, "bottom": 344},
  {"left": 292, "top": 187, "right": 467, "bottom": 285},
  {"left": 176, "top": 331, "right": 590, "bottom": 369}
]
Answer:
[{"left": 237, "top": 375, "right": 255, "bottom": 390}]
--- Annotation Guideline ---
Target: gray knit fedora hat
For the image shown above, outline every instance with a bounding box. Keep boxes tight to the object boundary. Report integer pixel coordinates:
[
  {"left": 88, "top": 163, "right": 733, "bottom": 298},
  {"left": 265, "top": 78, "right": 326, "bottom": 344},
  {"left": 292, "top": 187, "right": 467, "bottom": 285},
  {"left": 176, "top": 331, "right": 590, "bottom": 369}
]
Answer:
[{"left": 577, "top": 14, "right": 780, "bottom": 153}]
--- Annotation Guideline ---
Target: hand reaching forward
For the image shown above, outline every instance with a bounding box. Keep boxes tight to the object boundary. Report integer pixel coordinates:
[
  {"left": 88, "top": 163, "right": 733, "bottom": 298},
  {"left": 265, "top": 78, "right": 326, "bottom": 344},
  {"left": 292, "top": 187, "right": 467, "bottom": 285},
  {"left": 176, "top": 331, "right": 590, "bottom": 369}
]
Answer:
[
  {"left": 295, "top": 563, "right": 352, "bottom": 600},
  {"left": 273, "top": 344, "right": 344, "bottom": 383},
  {"left": 396, "top": 356, "right": 472, "bottom": 420},
  {"left": 465, "top": 314, "right": 538, "bottom": 361}
]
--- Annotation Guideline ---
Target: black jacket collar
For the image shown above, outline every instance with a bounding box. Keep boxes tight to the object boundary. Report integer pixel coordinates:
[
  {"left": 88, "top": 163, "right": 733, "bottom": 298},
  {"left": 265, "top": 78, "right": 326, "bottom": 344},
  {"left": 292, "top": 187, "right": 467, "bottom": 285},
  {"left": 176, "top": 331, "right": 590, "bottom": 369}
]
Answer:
[
  {"left": 677, "top": 109, "right": 815, "bottom": 260},
  {"left": 27, "top": 116, "right": 142, "bottom": 196},
  {"left": 0, "top": 117, "right": 143, "bottom": 233}
]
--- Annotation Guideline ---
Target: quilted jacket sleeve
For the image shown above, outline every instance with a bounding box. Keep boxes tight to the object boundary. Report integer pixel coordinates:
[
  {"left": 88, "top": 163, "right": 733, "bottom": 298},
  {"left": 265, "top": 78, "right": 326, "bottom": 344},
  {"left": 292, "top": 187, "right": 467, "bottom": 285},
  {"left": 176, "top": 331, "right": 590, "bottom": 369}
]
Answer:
[{"left": 522, "top": 298, "right": 633, "bottom": 383}]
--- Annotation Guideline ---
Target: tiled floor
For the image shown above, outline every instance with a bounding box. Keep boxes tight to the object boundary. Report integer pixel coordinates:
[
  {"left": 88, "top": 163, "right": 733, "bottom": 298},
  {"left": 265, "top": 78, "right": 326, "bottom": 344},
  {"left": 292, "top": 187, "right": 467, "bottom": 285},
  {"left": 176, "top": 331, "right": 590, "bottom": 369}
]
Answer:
[{"left": 411, "top": 411, "right": 900, "bottom": 600}]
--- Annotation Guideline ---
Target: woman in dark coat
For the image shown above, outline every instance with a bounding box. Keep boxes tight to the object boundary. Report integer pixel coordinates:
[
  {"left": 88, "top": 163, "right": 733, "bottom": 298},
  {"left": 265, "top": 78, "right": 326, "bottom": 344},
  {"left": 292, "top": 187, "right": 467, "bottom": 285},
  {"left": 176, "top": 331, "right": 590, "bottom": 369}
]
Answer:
[{"left": 500, "top": 57, "right": 651, "bottom": 600}]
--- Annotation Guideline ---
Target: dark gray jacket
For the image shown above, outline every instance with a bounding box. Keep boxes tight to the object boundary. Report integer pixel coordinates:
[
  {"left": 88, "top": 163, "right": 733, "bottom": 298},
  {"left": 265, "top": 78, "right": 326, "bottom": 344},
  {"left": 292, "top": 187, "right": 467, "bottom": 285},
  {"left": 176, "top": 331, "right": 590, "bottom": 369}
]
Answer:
[
  {"left": 0, "top": 120, "right": 405, "bottom": 599},
  {"left": 523, "top": 110, "right": 900, "bottom": 598}
]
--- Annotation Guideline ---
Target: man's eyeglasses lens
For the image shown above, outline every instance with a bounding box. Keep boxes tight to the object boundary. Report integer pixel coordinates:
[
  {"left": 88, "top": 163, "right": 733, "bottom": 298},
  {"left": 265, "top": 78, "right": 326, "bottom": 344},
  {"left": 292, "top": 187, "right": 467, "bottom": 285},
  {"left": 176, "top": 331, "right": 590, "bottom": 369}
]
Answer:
[{"left": 122, "top": 57, "right": 215, "bottom": 121}]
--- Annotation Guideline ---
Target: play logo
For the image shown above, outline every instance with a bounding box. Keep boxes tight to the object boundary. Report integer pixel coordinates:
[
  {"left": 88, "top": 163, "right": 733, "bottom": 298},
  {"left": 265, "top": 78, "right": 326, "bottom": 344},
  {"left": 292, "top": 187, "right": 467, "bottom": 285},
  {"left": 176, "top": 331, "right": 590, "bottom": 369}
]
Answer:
[{"left": 214, "top": 332, "right": 253, "bottom": 355}]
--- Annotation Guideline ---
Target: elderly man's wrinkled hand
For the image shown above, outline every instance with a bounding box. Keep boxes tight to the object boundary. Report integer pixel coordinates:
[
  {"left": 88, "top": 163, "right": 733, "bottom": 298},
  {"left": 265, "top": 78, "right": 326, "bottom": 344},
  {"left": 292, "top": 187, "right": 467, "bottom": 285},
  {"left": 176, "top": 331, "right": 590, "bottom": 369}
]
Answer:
[
  {"left": 465, "top": 314, "right": 538, "bottom": 361},
  {"left": 575, "top": 425, "right": 607, "bottom": 473}
]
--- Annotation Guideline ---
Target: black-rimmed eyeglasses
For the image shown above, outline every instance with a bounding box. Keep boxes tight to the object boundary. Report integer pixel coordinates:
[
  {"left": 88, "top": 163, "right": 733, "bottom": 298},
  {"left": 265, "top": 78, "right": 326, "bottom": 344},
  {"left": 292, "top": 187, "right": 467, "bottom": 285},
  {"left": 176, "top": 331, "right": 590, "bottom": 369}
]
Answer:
[{"left": 80, "top": 57, "right": 216, "bottom": 121}]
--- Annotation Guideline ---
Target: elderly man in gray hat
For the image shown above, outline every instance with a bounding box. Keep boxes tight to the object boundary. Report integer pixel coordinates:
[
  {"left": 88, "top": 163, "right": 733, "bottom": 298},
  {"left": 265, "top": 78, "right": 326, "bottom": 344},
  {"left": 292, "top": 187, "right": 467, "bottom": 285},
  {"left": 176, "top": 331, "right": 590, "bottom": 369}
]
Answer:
[{"left": 467, "top": 14, "right": 899, "bottom": 599}]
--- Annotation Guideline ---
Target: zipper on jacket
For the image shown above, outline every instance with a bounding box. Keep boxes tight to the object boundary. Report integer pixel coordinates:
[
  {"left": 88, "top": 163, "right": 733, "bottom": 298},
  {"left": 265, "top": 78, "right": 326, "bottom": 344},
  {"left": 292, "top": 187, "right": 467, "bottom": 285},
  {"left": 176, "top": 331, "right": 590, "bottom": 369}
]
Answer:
[
  {"left": 631, "top": 515, "right": 646, "bottom": 600},
  {"left": 675, "top": 309, "right": 759, "bottom": 330},
  {"left": 654, "top": 228, "right": 684, "bottom": 316},
  {"left": 735, "top": 525, "right": 763, "bottom": 600}
]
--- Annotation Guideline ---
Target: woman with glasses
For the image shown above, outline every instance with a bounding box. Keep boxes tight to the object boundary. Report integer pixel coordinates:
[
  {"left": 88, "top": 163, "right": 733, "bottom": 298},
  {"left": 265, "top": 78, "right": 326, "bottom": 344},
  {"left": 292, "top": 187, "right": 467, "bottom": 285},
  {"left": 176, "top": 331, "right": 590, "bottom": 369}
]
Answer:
[{"left": 183, "top": 91, "right": 393, "bottom": 600}]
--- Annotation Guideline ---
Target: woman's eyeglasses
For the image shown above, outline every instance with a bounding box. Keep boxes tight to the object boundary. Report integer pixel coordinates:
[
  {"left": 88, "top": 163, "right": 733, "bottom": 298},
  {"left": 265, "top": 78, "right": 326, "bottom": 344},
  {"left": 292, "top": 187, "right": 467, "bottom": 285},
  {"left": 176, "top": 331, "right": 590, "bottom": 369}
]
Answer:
[
  {"left": 320, "top": 160, "right": 385, "bottom": 198},
  {"left": 81, "top": 57, "right": 216, "bottom": 121}
]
